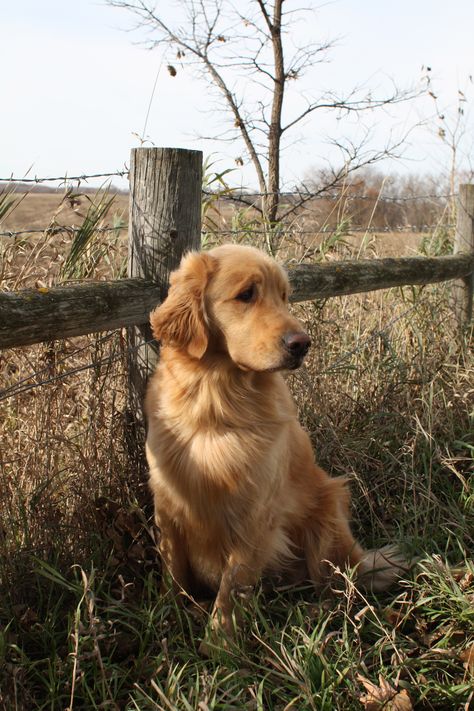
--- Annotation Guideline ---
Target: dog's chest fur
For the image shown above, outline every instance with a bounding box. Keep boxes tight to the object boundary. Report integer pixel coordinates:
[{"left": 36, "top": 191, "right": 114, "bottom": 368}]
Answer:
[{"left": 146, "top": 352, "right": 299, "bottom": 583}]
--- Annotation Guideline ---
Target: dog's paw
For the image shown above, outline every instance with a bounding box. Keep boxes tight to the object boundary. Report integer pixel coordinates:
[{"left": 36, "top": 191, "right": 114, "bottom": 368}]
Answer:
[
  {"left": 357, "top": 545, "right": 411, "bottom": 592},
  {"left": 198, "top": 638, "right": 214, "bottom": 658},
  {"left": 198, "top": 605, "right": 238, "bottom": 657},
  {"left": 198, "top": 627, "right": 232, "bottom": 658}
]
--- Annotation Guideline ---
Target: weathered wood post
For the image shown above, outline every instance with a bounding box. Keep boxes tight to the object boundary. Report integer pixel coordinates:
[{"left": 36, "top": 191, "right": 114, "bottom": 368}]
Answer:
[
  {"left": 127, "top": 147, "right": 203, "bottom": 430},
  {"left": 453, "top": 183, "right": 474, "bottom": 326}
]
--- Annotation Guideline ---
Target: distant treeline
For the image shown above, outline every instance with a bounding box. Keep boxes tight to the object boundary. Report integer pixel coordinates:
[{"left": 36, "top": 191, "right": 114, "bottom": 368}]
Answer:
[{"left": 220, "top": 171, "right": 467, "bottom": 231}]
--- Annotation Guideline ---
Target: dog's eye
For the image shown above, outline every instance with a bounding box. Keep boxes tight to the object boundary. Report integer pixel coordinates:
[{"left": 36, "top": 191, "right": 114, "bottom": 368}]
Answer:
[{"left": 235, "top": 285, "right": 255, "bottom": 303}]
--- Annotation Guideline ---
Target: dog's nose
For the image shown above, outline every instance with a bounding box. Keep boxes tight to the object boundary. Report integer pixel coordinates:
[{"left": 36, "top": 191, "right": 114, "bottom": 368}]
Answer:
[{"left": 283, "top": 332, "right": 311, "bottom": 358}]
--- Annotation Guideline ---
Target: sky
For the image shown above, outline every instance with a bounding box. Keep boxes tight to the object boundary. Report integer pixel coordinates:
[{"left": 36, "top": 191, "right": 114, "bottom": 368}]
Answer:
[{"left": 1, "top": 0, "right": 473, "bottom": 190}]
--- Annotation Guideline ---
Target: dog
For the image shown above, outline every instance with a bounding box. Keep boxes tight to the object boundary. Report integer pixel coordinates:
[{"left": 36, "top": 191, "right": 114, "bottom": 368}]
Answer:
[{"left": 145, "top": 244, "right": 405, "bottom": 645}]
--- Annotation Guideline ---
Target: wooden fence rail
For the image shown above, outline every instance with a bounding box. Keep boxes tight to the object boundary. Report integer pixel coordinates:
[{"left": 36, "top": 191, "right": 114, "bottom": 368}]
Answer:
[
  {"left": 1, "top": 150, "right": 473, "bottom": 403},
  {"left": 1, "top": 253, "right": 472, "bottom": 350}
]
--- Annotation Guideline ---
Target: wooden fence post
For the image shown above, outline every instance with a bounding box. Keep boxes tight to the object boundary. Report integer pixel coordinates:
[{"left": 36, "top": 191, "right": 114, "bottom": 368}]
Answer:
[
  {"left": 453, "top": 183, "right": 474, "bottom": 325},
  {"left": 127, "top": 147, "right": 203, "bottom": 429}
]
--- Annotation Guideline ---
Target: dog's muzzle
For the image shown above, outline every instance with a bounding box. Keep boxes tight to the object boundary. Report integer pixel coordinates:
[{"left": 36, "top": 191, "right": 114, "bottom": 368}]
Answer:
[{"left": 282, "top": 331, "right": 311, "bottom": 369}]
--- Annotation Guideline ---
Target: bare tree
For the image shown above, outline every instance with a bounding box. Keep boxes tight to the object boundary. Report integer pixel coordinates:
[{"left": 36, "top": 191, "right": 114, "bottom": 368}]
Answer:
[
  {"left": 425, "top": 69, "right": 474, "bottom": 218},
  {"left": 110, "top": 0, "right": 419, "bottom": 235}
]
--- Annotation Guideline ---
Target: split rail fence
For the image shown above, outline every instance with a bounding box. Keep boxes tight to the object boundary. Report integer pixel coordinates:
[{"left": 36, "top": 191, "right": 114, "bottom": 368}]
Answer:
[{"left": 1, "top": 147, "right": 473, "bottom": 411}]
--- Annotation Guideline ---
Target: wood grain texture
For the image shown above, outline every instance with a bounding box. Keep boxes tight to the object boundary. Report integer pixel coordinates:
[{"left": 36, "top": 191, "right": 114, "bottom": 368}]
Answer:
[
  {"left": 0, "top": 279, "right": 160, "bottom": 348},
  {"left": 452, "top": 184, "right": 474, "bottom": 324},
  {"left": 288, "top": 253, "right": 474, "bottom": 301},
  {"left": 128, "top": 147, "right": 203, "bottom": 296},
  {"left": 1, "top": 254, "right": 472, "bottom": 349},
  {"left": 127, "top": 147, "right": 202, "bottom": 418}
]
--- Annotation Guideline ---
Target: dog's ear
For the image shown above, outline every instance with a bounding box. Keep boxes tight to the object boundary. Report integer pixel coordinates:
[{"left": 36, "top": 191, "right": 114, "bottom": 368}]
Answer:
[{"left": 150, "top": 252, "right": 216, "bottom": 359}]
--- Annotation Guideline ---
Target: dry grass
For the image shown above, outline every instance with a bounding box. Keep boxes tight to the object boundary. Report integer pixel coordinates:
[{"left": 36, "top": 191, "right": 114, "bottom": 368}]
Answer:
[
  {"left": 0, "top": 188, "right": 128, "bottom": 289},
  {"left": 0, "top": 191, "right": 129, "bottom": 233},
  {"left": 0, "top": 188, "right": 473, "bottom": 709}
]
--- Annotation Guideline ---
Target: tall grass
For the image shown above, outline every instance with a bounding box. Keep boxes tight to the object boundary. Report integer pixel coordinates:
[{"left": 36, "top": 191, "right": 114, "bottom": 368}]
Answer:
[{"left": 0, "top": 187, "right": 472, "bottom": 709}]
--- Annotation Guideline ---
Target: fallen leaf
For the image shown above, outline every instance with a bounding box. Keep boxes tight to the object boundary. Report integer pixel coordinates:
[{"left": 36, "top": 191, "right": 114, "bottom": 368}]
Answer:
[
  {"left": 384, "top": 606, "right": 405, "bottom": 627},
  {"left": 452, "top": 567, "right": 474, "bottom": 586},
  {"left": 459, "top": 570, "right": 474, "bottom": 591},
  {"left": 460, "top": 645, "right": 474, "bottom": 677},
  {"left": 357, "top": 674, "right": 413, "bottom": 710}
]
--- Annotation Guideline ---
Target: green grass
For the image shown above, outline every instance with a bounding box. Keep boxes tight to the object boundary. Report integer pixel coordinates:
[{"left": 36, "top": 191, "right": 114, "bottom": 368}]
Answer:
[{"left": 1, "top": 552, "right": 473, "bottom": 709}]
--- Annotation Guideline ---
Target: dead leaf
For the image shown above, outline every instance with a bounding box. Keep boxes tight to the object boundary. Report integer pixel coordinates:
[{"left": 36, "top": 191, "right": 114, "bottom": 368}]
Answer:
[
  {"left": 384, "top": 606, "right": 405, "bottom": 627},
  {"left": 459, "top": 571, "right": 474, "bottom": 591},
  {"left": 357, "top": 674, "right": 413, "bottom": 711},
  {"left": 460, "top": 645, "right": 474, "bottom": 677},
  {"left": 452, "top": 567, "right": 474, "bottom": 586}
]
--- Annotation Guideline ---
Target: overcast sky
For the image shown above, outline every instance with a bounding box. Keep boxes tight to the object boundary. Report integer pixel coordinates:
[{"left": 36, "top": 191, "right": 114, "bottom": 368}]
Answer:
[{"left": 1, "top": 0, "right": 473, "bottom": 189}]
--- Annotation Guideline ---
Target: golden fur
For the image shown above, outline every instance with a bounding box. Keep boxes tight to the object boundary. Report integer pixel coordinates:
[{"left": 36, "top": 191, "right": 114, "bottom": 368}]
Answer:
[{"left": 145, "top": 245, "right": 405, "bottom": 642}]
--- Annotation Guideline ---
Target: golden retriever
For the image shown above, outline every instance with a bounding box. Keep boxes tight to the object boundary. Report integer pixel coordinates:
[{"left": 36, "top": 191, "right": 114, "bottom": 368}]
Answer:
[{"left": 145, "top": 244, "right": 405, "bottom": 645}]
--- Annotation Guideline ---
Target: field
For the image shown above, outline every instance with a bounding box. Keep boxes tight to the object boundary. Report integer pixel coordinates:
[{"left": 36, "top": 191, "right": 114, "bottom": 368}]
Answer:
[{"left": 0, "top": 186, "right": 473, "bottom": 710}]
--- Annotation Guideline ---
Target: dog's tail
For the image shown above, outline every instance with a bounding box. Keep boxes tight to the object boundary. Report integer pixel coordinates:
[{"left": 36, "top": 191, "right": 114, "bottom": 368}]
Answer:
[{"left": 356, "top": 545, "right": 410, "bottom": 592}]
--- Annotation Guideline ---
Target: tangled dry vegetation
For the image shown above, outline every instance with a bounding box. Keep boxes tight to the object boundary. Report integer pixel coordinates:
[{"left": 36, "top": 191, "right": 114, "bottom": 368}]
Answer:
[{"left": 0, "top": 185, "right": 472, "bottom": 710}]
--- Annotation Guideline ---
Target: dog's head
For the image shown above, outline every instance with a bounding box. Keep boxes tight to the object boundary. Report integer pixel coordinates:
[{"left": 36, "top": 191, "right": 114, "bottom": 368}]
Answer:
[{"left": 150, "top": 244, "right": 310, "bottom": 371}]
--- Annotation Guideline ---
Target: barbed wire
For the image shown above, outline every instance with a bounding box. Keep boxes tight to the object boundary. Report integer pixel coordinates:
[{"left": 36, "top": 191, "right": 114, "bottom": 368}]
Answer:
[
  {"left": 203, "top": 225, "right": 453, "bottom": 236},
  {"left": 318, "top": 297, "right": 429, "bottom": 375},
  {"left": 0, "top": 332, "right": 117, "bottom": 401},
  {"left": 0, "top": 170, "right": 454, "bottom": 202},
  {"left": 0, "top": 335, "right": 157, "bottom": 403},
  {"left": 1, "top": 352, "right": 119, "bottom": 402},
  {"left": 204, "top": 190, "right": 456, "bottom": 203},
  {"left": 0, "top": 294, "right": 435, "bottom": 403},
  {"left": 0, "top": 225, "right": 126, "bottom": 238},
  {"left": 0, "top": 223, "right": 454, "bottom": 239},
  {"left": 0, "top": 171, "right": 129, "bottom": 184}
]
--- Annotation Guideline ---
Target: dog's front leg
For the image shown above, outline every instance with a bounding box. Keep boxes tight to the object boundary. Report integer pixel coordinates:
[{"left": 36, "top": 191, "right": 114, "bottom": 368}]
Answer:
[
  {"left": 155, "top": 508, "right": 192, "bottom": 599},
  {"left": 200, "top": 553, "right": 260, "bottom": 655}
]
